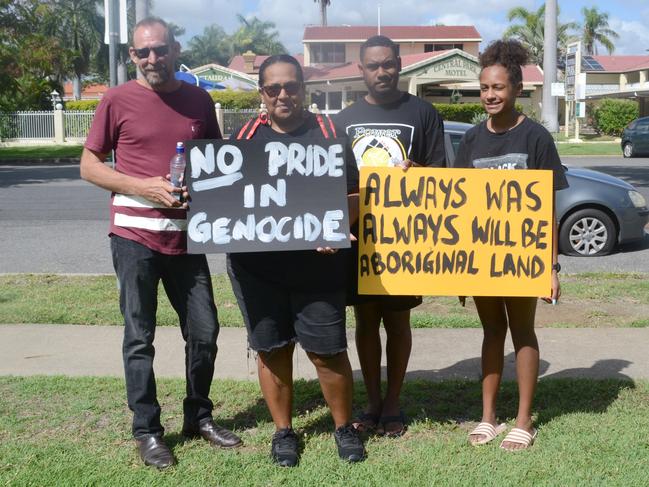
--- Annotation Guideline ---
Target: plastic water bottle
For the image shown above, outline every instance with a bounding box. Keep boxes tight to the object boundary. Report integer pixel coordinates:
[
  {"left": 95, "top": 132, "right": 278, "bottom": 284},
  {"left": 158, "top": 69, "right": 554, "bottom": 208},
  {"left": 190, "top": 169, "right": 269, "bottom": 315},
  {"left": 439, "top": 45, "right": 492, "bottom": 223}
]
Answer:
[{"left": 169, "top": 142, "right": 186, "bottom": 201}]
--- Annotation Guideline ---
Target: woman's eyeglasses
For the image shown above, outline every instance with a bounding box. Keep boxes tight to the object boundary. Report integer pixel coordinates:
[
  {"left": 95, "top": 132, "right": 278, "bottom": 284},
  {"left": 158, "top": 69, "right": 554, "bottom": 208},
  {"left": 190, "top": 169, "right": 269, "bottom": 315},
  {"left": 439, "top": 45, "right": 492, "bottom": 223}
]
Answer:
[
  {"left": 261, "top": 82, "right": 301, "bottom": 98},
  {"left": 132, "top": 45, "right": 169, "bottom": 59}
]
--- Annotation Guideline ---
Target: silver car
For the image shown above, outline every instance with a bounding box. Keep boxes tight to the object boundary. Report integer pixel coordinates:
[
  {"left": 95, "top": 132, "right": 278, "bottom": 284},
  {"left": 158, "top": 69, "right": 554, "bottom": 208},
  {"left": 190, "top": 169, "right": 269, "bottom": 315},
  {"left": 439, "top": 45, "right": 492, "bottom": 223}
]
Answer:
[{"left": 444, "top": 121, "right": 649, "bottom": 257}]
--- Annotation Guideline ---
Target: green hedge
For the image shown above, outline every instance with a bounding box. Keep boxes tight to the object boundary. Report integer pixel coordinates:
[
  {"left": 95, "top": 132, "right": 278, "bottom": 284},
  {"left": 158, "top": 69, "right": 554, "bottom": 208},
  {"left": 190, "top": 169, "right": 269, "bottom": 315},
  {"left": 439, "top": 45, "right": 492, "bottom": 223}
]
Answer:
[
  {"left": 65, "top": 100, "right": 100, "bottom": 111},
  {"left": 433, "top": 103, "right": 526, "bottom": 123},
  {"left": 592, "top": 99, "right": 639, "bottom": 136},
  {"left": 209, "top": 89, "right": 261, "bottom": 109}
]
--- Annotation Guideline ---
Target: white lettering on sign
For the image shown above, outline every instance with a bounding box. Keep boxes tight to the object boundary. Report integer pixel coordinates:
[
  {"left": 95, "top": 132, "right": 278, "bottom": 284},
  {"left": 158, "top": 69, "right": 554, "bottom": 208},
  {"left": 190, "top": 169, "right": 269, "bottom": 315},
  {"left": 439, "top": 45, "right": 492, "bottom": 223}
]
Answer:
[
  {"left": 265, "top": 142, "right": 344, "bottom": 178},
  {"left": 191, "top": 144, "right": 244, "bottom": 192},
  {"left": 187, "top": 211, "right": 346, "bottom": 244}
]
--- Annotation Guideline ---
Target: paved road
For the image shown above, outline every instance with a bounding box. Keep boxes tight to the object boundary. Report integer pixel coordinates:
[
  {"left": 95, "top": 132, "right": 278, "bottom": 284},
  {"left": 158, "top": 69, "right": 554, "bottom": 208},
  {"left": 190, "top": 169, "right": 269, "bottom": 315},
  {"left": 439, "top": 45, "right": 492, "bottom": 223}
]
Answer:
[{"left": 1, "top": 156, "right": 648, "bottom": 275}]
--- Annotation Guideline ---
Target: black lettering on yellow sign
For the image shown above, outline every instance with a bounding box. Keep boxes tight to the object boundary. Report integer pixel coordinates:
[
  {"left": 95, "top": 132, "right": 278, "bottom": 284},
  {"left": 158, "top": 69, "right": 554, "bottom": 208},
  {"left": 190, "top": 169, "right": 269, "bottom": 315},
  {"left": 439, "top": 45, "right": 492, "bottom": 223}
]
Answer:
[{"left": 358, "top": 167, "right": 555, "bottom": 297}]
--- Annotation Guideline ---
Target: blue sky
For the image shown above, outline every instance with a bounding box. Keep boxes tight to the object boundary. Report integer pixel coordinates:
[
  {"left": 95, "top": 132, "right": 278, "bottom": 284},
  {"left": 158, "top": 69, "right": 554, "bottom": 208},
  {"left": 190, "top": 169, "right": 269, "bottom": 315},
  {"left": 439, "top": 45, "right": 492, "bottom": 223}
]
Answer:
[{"left": 152, "top": 0, "right": 649, "bottom": 58}]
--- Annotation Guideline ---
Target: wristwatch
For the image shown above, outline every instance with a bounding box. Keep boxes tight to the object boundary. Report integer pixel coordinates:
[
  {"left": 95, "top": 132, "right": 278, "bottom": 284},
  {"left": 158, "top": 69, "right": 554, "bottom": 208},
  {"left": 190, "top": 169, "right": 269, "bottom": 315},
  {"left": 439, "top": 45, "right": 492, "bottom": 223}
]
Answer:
[{"left": 552, "top": 263, "right": 561, "bottom": 273}]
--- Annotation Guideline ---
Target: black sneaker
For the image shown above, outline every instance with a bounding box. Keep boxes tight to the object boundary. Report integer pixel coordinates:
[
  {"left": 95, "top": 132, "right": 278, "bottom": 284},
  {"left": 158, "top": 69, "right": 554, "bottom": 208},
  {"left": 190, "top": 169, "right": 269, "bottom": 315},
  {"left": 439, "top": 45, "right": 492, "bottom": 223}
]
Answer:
[
  {"left": 271, "top": 428, "right": 299, "bottom": 467},
  {"left": 334, "top": 424, "right": 366, "bottom": 463}
]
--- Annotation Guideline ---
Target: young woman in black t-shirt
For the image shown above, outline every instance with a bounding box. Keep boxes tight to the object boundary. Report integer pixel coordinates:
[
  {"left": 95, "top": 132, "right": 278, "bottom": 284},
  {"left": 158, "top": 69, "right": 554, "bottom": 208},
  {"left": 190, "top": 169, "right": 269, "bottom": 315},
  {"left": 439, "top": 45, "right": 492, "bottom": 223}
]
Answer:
[{"left": 454, "top": 40, "right": 567, "bottom": 451}]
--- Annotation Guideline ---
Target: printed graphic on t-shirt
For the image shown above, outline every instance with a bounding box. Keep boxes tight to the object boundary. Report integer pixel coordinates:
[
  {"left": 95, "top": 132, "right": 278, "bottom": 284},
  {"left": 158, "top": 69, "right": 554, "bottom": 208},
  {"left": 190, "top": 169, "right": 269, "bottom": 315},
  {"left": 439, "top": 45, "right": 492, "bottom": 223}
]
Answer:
[
  {"left": 473, "top": 153, "right": 529, "bottom": 170},
  {"left": 346, "top": 123, "right": 414, "bottom": 168}
]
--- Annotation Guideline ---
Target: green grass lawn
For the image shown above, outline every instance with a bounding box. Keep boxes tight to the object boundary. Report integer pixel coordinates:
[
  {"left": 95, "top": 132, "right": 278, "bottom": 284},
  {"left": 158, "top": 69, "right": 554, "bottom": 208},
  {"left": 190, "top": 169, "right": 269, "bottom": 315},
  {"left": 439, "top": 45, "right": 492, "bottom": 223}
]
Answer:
[
  {"left": 0, "top": 376, "right": 645, "bottom": 485},
  {"left": 0, "top": 145, "right": 83, "bottom": 160},
  {"left": 557, "top": 142, "right": 621, "bottom": 156},
  {"left": 2, "top": 273, "right": 649, "bottom": 328}
]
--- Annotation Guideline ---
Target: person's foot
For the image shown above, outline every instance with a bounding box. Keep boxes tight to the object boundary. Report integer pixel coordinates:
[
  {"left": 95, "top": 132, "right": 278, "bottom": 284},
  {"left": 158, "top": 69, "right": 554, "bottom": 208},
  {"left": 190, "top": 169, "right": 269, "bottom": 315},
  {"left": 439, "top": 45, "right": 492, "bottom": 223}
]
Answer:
[
  {"left": 182, "top": 418, "right": 243, "bottom": 449},
  {"left": 351, "top": 411, "right": 380, "bottom": 433},
  {"left": 271, "top": 428, "right": 299, "bottom": 467},
  {"left": 135, "top": 436, "right": 176, "bottom": 469},
  {"left": 377, "top": 403, "right": 407, "bottom": 437},
  {"left": 334, "top": 424, "right": 365, "bottom": 462},
  {"left": 501, "top": 418, "right": 535, "bottom": 451}
]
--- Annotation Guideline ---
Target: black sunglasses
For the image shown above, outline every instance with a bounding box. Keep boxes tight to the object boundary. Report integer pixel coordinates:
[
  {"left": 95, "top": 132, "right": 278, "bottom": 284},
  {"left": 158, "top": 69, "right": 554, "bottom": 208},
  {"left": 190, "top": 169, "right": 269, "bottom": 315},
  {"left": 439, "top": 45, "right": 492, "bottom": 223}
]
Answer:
[
  {"left": 261, "top": 82, "right": 302, "bottom": 98},
  {"left": 132, "top": 45, "right": 169, "bottom": 59}
]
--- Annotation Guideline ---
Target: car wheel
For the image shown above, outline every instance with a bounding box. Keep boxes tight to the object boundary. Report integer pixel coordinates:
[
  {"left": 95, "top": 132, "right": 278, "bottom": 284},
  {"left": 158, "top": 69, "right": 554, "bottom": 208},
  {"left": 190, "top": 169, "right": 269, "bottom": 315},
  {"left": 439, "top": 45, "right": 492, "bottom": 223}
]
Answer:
[
  {"left": 623, "top": 142, "right": 634, "bottom": 158},
  {"left": 559, "top": 208, "right": 616, "bottom": 256}
]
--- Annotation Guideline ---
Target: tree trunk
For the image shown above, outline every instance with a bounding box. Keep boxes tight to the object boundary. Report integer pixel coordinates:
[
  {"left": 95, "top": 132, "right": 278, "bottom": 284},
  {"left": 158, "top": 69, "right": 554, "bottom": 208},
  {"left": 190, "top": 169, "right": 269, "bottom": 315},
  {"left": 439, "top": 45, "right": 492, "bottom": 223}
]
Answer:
[
  {"left": 73, "top": 76, "right": 82, "bottom": 100},
  {"left": 320, "top": 2, "right": 327, "bottom": 26}
]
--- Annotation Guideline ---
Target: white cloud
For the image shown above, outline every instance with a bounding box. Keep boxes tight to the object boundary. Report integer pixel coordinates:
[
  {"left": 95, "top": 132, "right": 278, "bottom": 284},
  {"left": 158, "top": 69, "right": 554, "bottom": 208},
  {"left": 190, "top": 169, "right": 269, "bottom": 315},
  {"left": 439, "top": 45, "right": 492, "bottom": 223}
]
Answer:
[
  {"left": 149, "top": 0, "right": 649, "bottom": 58},
  {"left": 609, "top": 17, "right": 649, "bottom": 55},
  {"left": 151, "top": 0, "right": 248, "bottom": 45}
]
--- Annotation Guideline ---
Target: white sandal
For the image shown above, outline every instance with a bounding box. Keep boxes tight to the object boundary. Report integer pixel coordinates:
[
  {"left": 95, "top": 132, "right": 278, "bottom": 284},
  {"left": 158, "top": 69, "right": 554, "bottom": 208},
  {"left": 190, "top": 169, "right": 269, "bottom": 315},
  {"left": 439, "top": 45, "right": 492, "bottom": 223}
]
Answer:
[
  {"left": 499, "top": 427, "right": 538, "bottom": 451},
  {"left": 468, "top": 422, "right": 507, "bottom": 446}
]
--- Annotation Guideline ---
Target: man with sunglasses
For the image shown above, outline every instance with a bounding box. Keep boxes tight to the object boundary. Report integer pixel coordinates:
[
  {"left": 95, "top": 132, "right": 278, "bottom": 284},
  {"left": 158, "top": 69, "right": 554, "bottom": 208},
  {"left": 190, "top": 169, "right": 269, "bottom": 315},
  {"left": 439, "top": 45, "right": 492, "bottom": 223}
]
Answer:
[
  {"left": 334, "top": 35, "right": 446, "bottom": 438},
  {"left": 80, "top": 17, "right": 241, "bottom": 470}
]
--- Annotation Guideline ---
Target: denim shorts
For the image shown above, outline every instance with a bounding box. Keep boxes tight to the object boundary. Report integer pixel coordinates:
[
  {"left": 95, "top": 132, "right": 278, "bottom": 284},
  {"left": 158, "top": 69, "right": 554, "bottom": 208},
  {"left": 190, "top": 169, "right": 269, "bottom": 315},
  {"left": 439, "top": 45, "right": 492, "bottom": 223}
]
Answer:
[{"left": 227, "top": 256, "right": 347, "bottom": 355}]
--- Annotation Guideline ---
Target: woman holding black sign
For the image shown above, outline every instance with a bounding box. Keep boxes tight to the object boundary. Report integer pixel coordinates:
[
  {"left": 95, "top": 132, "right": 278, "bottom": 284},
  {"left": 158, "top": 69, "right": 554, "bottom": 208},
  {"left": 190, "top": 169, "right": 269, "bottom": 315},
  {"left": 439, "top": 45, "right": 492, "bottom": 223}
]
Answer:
[
  {"left": 453, "top": 40, "right": 568, "bottom": 451},
  {"left": 226, "top": 55, "right": 364, "bottom": 466}
]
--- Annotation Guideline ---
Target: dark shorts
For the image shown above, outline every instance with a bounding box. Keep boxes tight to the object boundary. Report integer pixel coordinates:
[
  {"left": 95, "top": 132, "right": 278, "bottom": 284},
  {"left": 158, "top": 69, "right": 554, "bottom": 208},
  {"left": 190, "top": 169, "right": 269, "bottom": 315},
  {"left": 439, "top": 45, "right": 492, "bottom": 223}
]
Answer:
[
  {"left": 344, "top": 246, "right": 423, "bottom": 311},
  {"left": 227, "top": 256, "right": 347, "bottom": 355}
]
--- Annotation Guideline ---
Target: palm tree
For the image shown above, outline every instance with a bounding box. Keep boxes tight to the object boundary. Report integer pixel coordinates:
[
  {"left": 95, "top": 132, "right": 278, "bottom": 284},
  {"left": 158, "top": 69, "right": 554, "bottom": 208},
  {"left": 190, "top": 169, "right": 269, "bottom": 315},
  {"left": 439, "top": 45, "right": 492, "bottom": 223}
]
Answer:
[
  {"left": 314, "top": 0, "right": 330, "bottom": 26},
  {"left": 42, "top": 0, "right": 103, "bottom": 99},
  {"left": 504, "top": 5, "right": 577, "bottom": 65},
  {"left": 231, "top": 15, "right": 286, "bottom": 56},
  {"left": 581, "top": 7, "right": 619, "bottom": 55},
  {"left": 185, "top": 24, "right": 232, "bottom": 66}
]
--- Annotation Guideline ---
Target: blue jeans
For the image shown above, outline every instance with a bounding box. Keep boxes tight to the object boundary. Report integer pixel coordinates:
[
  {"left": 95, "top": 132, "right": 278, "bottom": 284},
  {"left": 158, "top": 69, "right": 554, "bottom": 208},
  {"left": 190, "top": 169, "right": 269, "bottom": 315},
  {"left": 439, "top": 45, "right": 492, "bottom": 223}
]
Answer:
[{"left": 110, "top": 235, "right": 219, "bottom": 438}]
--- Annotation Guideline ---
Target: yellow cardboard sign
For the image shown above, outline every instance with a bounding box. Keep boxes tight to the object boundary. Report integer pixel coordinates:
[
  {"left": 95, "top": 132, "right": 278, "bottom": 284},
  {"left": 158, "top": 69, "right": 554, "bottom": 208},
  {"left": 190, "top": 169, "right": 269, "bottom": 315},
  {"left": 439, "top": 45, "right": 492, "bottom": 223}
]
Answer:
[{"left": 358, "top": 167, "right": 554, "bottom": 297}]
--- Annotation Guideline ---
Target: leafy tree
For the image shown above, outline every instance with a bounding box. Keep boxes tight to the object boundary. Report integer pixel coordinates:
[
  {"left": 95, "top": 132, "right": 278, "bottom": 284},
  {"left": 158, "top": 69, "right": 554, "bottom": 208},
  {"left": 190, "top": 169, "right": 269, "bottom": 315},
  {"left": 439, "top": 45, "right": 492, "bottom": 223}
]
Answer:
[
  {"left": 230, "top": 15, "right": 286, "bottom": 57},
  {"left": 581, "top": 6, "right": 618, "bottom": 55},
  {"left": 314, "top": 0, "right": 330, "bottom": 26},
  {"left": 183, "top": 24, "right": 232, "bottom": 67},
  {"left": 0, "top": 0, "right": 72, "bottom": 110},
  {"left": 504, "top": 5, "right": 577, "bottom": 64}
]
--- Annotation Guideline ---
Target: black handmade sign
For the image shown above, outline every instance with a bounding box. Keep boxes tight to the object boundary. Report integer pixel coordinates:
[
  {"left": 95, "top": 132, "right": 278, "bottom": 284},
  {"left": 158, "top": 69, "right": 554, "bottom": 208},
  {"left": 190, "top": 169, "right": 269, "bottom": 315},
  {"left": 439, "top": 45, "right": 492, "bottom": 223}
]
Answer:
[{"left": 185, "top": 138, "right": 351, "bottom": 253}]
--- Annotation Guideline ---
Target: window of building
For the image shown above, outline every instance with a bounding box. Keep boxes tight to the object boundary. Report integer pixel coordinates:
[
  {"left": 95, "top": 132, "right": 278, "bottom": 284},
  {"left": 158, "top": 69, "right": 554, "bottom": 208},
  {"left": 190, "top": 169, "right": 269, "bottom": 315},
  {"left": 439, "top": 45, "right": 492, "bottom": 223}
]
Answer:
[
  {"left": 424, "top": 43, "right": 464, "bottom": 52},
  {"left": 311, "top": 43, "right": 345, "bottom": 64}
]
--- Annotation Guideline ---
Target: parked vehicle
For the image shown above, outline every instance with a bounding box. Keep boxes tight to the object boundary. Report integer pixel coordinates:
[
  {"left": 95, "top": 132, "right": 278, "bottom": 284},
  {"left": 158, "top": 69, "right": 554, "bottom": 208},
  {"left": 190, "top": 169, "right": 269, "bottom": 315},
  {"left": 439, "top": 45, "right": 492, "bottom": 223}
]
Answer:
[
  {"left": 621, "top": 116, "right": 649, "bottom": 158},
  {"left": 444, "top": 121, "right": 649, "bottom": 256}
]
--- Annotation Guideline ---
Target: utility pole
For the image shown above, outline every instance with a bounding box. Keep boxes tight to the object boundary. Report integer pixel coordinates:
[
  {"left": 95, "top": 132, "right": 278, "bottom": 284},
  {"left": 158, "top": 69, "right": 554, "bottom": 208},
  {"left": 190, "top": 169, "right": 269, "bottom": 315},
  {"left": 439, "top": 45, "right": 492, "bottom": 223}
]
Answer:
[
  {"left": 108, "top": 0, "right": 119, "bottom": 87},
  {"left": 542, "top": 0, "right": 559, "bottom": 132},
  {"left": 135, "top": 0, "right": 148, "bottom": 22},
  {"left": 135, "top": 0, "right": 149, "bottom": 80}
]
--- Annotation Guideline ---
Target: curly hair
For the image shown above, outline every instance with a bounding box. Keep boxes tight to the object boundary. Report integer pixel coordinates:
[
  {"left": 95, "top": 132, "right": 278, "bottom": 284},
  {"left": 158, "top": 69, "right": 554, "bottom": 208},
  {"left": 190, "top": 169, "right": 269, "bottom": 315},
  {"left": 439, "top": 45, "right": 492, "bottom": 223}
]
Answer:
[{"left": 479, "top": 39, "right": 529, "bottom": 86}]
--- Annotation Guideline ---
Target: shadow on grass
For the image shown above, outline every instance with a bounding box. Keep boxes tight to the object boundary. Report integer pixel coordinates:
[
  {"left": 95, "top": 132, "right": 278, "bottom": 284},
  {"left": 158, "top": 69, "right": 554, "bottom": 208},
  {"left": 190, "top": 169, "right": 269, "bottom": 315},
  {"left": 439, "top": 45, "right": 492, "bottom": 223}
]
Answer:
[
  {"left": 218, "top": 355, "right": 634, "bottom": 437},
  {"left": 360, "top": 355, "right": 635, "bottom": 428}
]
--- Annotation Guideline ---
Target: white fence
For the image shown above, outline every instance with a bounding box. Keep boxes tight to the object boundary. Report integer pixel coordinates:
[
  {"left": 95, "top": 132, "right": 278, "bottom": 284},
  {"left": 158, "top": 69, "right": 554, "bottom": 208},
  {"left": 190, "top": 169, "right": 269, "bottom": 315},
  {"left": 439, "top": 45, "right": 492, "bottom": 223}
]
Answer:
[
  {"left": 64, "top": 111, "right": 95, "bottom": 140},
  {"left": 0, "top": 106, "right": 337, "bottom": 143},
  {"left": 0, "top": 111, "right": 54, "bottom": 140},
  {"left": 221, "top": 109, "right": 259, "bottom": 137}
]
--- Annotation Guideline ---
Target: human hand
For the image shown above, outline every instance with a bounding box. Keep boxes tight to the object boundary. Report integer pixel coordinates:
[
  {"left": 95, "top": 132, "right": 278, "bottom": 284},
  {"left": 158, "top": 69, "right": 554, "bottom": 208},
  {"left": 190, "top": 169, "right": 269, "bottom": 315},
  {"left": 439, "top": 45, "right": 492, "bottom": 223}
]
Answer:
[
  {"left": 541, "top": 271, "right": 561, "bottom": 304},
  {"left": 165, "top": 173, "right": 189, "bottom": 209},
  {"left": 398, "top": 159, "right": 421, "bottom": 172},
  {"left": 317, "top": 246, "right": 339, "bottom": 255},
  {"left": 136, "top": 176, "right": 184, "bottom": 208}
]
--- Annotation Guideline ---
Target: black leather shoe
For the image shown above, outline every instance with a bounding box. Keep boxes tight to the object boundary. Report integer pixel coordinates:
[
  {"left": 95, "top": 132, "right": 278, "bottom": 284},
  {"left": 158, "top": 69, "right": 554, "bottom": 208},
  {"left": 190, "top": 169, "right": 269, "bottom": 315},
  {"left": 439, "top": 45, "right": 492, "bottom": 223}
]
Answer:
[
  {"left": 182, "top": 419, "right": 243, "bottom": 449},
  {"left": 135, "top": 436, "right": 176, "bottom": 469}
]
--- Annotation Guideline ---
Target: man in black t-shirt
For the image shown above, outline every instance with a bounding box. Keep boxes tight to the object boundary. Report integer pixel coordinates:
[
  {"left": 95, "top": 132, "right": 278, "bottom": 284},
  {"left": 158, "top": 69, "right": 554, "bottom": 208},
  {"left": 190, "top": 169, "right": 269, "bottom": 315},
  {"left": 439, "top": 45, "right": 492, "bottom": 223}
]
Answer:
[{"left": 334, "top": 35, "right": 446, "bottom": 437}]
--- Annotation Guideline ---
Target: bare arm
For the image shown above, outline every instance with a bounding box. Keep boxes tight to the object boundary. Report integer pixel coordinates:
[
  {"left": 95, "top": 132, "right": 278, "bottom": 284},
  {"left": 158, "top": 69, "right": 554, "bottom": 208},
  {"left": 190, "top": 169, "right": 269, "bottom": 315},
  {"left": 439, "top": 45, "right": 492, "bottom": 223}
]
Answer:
[
  {"left": 542, "top": 196, "right": 561, "bottom": 304},
  {"left": 80, "top": 148, "right": 183, "bottom": 208}
]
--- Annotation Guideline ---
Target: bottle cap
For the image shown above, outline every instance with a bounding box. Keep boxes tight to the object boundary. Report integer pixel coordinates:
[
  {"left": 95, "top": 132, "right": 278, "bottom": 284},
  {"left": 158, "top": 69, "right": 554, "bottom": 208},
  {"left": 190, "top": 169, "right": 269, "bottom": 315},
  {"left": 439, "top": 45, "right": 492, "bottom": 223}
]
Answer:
[{"left": 176, "top": 141, "right": 184, "bottom": 153}]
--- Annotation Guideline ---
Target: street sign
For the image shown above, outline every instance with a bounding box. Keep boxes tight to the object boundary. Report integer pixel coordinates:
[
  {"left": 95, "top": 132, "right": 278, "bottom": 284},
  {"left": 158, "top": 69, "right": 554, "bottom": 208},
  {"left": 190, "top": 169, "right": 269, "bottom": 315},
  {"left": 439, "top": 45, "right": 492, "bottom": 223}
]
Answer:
[{"left": 551, "top": 82, "right": 565, "bottom": 97}]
